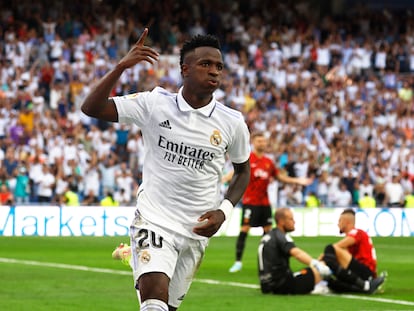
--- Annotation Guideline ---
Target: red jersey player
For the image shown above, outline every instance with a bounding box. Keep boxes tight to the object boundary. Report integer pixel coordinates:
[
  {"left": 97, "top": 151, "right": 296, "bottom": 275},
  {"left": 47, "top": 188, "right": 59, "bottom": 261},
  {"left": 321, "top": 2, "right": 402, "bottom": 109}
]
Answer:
[
  {"left": 321, "top": 209, "right": 385, "bottom": 293},
  {"left": 229, "top": 132, "right": 312, "bottom": 273}
]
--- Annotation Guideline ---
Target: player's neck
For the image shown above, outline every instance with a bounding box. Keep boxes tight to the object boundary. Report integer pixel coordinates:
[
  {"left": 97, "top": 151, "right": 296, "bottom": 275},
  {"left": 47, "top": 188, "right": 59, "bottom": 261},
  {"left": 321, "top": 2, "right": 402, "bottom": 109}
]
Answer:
[
  {"left": 182, "top": 88, "right": 213, "bottom": 109},
  {"left": 254, "top": 150, "right": 264, "bottom": 157}
]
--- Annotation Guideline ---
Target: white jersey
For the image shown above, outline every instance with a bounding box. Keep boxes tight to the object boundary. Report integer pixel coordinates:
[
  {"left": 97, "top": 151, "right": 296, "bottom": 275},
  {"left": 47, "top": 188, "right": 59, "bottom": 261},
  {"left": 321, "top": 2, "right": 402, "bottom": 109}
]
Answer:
[{"left": 114, "top": 87, "right": 250, "bottom": 239}]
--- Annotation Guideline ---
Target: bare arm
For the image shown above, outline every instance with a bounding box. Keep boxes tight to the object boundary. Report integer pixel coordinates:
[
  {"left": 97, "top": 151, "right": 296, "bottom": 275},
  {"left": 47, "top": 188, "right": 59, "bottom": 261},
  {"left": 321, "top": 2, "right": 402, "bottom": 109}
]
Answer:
[
  {"left": 224, "top": 160, "right": 250, "bottom": 206},
  {"left": 81, "top": 28, "right": 159, "bottom": 122},
  {"left": 277, "top": 172, "right": 313, "bottom": 186},
  {"left": 290, "top": 246, "right": 313, "bottom": 266},
  {"left": 193, "top": 159, "right": 250, "bottom": 237},
  {"left": 334, "top": 236, "right": 355, "bottom": 249}
]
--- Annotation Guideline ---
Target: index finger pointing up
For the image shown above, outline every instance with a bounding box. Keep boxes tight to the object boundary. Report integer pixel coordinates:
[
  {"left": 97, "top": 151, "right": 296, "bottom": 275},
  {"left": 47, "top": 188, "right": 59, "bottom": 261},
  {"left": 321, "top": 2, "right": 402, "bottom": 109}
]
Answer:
[{"left": 136, "top": 28, "right": 148, "bottom": 46}]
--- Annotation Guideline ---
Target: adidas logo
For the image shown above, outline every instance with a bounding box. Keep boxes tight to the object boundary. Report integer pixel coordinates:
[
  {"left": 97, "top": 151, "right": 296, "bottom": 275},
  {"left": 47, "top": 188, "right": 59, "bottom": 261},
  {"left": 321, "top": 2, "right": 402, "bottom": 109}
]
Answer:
[{"left": 159, "top": 120, "right": 171, "bottom": 129}]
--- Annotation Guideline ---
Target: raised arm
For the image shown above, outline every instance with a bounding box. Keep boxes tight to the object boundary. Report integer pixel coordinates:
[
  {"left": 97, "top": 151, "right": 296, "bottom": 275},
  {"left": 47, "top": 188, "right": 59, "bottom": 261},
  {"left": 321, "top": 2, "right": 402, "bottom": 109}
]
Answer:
[
  {"left": 277, "top": 171, "right": 313, "bottom": 186},
  {"left": 81, "top": 28, "right": 159, "bottom": 122}
]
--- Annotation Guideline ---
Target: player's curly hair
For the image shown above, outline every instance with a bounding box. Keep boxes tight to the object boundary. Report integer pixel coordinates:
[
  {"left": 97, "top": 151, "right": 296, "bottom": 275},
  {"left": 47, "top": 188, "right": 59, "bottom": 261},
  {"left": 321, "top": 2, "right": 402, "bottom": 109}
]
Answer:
[{"left": 179, "top": 34, "right": 221, "bottom": 66}]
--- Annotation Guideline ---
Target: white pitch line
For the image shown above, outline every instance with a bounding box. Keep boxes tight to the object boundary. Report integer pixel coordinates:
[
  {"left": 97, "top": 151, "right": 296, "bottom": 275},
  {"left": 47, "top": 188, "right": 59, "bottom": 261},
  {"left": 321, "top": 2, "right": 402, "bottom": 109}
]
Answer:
[
  {"left": 336, "top": 294, "right": 414, "bottom": 307},
  {"left": 193, "top": 278, "right": 260, "bottom": 289},
  {"left": 1, "top": 257, "right": 414, "bottom": 307},
  {"left": 0, "top": 257, "right": 131, "bottom": 276}
]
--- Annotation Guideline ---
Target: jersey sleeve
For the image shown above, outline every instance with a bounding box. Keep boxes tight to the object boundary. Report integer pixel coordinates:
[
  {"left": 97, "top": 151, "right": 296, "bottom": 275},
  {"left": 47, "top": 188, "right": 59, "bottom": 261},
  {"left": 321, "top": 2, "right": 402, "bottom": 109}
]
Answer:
[
  {"left": 226, "top": 118, "right": 250, "bottom": 164},
  {"left": 112, "top": 90, "right": 154, "bottom": 127},
  {"left": 276, "top": 230, "right": 296, "bottom": 255},
  {"left": 347, "top": 228, "right": 359, "bottom": 241}
]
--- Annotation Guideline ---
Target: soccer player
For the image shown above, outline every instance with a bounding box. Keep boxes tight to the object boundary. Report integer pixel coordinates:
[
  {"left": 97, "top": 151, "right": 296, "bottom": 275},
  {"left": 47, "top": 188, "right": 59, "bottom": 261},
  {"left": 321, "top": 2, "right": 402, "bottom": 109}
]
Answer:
[
  {"left": 321, "top": 208, "right": 385, "bottom": 293},
  {"left": 229, "top": 132, "right": 311, "bottom": 273},
  {"left": 81, "top": 29, "right": 251, "bottom": 311},
  {"left": 258, "top": 207, "right": 332, "bottom": 294}
]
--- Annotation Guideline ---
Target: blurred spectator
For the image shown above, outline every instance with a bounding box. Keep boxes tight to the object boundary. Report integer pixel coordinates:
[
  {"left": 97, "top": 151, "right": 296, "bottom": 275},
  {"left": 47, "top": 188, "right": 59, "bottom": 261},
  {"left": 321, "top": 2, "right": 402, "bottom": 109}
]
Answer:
[
  {"left": 331, "top": 182, "right": 353, "bottom": 207},
  {"left": 82, "top": 162, "right": 101, "bottom": 201},
  {"left": 36, "top": 164, "right": 55, "bottom": 203},
  {"left": 358, "top": 176, "right": 374, "bottom": 198},
  {"left": 283, "top": 184, "right": 303, "bottom": 207},
  {"left": 370, "top": 164, "right": 387, "bottom": 207},
  {"left": 99, "top": 155, "right": 119, "bottom": 196},
  {"left": 3, "top": 147, "right": 19, "bottom": 176},
  {"left": 82, "top": 189, "right": 100, "bottom": 206},
  {"left": 0, "top": 184, "right": 14, "bottom": 205},
  {"left": 404, "top": 190, "right": 414, "bottom": 208},
  {"left": 305, "top": 191, "right": 320, "bottom": 208},
  {"left": 14, "top": 166, "right": 30, "bottom": 203},
  {"left": 53, "top": 166, "right": 69, "bottom": 203},
  {"left": 358, "top": 192, "right": 377, "bottom": 208},
  {"left": 115, "top": 163, "right": 134, "bottom": 204},
  {"left": 61, "top": 184, "right": 80, "bottom": 206},
  {"left": 0, "top": 168, "right": 10, "bottom": 189},
  {"left": 100, "top": 191, "right": 119, "bottom": 207},
  {"left": 384, "top": 172, "right": 405, "bottom": 207},
  {"left": 341, "top": 160, "right": 359, "bottom": 205},
  {"left": 327, "top": 167, "right": 342, "bottom": 206},
  {"left": 113, "top": 188, "right": 130, "bottom": 206}
]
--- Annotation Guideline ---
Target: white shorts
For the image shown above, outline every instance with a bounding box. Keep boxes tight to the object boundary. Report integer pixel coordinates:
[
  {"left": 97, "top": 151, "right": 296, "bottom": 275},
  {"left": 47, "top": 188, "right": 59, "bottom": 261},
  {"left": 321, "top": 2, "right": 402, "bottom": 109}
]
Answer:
[{"left": 130, "top": 212, "right": 209, "bottom": 308}]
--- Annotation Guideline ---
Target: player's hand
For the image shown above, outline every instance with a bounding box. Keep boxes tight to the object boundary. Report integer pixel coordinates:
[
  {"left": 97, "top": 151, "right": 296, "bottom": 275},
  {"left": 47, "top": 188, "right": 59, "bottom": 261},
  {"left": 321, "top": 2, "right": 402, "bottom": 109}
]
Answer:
[
  {"left": 118, "top": 28, "right": 159, "bottom": 69},
  {"left": 192, "top": 210, "right": 225, "bottom": 238}
]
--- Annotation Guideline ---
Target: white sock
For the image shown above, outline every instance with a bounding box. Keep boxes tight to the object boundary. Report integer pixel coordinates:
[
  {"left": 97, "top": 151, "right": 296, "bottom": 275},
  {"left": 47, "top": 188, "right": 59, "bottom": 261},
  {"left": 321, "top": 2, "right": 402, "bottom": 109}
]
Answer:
[
  {"left": 364, "top": 280, "right": 370, "bottom": 291},
  {"left": 140, "top": 299, "right": 169, "bottom": 311}
]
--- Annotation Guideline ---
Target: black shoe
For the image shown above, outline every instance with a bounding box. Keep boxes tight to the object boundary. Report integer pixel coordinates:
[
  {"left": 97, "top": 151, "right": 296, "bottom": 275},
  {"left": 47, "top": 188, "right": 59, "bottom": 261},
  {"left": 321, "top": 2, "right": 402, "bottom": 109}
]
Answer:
[{"left": 367, "top": 275, "right": 385, "bottom": 294}]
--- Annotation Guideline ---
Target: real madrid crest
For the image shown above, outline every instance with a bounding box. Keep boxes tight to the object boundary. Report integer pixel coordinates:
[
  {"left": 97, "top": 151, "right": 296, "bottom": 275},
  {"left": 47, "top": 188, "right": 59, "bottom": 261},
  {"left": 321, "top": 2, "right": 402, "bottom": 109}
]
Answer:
[
  {"left": 140, "top": 250, "right": 151, "bottom": 263},
  {"left": 210, "top": 130, "right": 222, "bottom": 146}
]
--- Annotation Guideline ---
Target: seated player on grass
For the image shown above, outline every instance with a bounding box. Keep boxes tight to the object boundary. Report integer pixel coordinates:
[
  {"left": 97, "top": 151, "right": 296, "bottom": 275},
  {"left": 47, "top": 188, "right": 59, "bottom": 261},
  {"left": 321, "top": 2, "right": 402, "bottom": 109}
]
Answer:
[
  {"left": 257, "top": 207, "right": 332, "bottom": 294},
  {"left": 321, "top": 208, "right": 386, "bottom": 294}
]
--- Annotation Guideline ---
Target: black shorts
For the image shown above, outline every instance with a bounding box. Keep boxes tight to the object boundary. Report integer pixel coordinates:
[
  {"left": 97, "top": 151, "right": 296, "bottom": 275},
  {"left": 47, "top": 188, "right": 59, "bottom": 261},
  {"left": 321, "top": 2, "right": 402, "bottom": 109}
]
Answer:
[
  {"left": 328, "top": 258, "right": 375, "bottom": 293},
  {"left": 347, "top": 257, "right": 374, "bottom": 280},
  {"left": 272, "top": 267, "right": 315, "bottom": 295},
  {"left": 241, "top": 204, "right": 272, "bottom": 227}
]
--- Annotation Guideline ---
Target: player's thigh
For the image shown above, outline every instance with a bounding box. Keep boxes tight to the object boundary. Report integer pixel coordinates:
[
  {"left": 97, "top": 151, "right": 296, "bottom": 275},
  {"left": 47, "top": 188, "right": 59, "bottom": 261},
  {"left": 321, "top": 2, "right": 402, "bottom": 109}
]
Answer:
[
  {"left": 168, "top": 238, "right": 208, "bottom": 308},
  {"left": 130, "top": 221, "right": 177, "bottom": 289},
  {"left": 292, "top": 267, "right": 315, "bottom": 294}
]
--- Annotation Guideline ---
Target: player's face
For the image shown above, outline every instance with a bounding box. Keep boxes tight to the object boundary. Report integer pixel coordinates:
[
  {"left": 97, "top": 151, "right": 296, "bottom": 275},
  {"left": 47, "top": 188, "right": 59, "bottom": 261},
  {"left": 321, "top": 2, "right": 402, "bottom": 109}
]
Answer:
[
  {"left": 182, "top": 47, "right": 223, "bottom": 94},
  {"left": 252, "top": 136, "right": 267, "bottom": 153},
  {"left": 283, "top": 210, "right": 295, "bottom": 233},
  {"left": 338, "top": 215, "right": 346, "bottom": 234}
]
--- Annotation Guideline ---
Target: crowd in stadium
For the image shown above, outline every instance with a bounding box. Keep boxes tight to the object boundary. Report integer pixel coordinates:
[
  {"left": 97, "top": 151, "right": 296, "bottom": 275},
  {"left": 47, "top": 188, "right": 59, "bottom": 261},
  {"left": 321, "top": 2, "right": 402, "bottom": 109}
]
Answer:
[{"left": 1, "top": 0, "right": 414, "bottom": 208}]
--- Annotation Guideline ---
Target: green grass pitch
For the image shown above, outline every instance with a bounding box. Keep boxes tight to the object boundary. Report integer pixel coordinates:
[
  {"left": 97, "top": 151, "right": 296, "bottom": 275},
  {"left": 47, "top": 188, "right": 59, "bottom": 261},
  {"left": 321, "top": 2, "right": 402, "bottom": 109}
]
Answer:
[{"left": 0, "top": 235, "right": 413, "bottom": 311}]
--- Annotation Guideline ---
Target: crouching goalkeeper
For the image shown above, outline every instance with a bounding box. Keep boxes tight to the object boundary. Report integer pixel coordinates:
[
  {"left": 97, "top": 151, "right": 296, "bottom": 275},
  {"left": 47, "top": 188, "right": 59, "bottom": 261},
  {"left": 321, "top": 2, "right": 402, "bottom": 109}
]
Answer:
[{"left": 258, "top": 208, "right": 331, "bottom": 294}]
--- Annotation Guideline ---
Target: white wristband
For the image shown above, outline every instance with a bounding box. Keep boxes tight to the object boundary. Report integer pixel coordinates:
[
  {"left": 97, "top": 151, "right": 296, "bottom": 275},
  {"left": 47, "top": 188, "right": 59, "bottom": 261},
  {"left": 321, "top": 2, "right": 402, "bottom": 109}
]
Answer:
[
  {"left": 218, "top": 199, "right": 234, "bottom": 220},
  {"left": 310, "top": 259, "right": 319, "bottom": 268}
]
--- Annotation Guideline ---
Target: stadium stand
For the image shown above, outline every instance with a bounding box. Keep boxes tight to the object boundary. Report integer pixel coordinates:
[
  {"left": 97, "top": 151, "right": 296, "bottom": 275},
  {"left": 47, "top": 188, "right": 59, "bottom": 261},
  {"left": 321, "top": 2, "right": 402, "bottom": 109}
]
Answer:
[{"left": 1, "top": 0, "right": 414, "bottom": 207}]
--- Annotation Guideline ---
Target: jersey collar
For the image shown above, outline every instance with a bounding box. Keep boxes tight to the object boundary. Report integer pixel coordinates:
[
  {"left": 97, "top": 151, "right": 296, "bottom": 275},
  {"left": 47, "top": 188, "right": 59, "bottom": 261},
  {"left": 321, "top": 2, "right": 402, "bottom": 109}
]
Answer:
[{"left": 176, "top": 87, "right": 216, "bottom": 117}]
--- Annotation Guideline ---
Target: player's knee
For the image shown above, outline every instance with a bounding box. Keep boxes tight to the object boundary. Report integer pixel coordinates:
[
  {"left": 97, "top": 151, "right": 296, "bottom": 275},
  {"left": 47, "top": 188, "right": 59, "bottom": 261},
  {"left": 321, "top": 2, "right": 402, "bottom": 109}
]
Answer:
[
  {"left": 324, "top": 244, "right": 335, "bottom": 256},
  {"left": 322, "top": 244, "right": 338, "bottom": 271}
]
